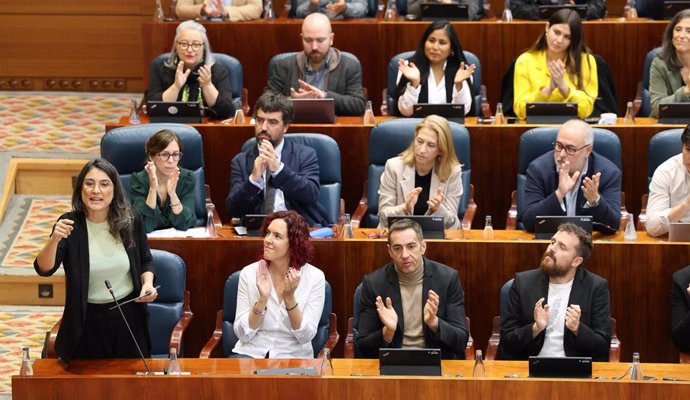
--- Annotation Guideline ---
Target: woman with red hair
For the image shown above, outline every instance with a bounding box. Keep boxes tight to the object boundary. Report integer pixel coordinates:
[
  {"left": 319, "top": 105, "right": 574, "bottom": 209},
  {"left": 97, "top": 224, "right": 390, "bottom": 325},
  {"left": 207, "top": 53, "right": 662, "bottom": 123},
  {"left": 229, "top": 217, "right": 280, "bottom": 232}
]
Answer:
[{"left": 232, "top": 210, "right": 325, "bottom": 358}]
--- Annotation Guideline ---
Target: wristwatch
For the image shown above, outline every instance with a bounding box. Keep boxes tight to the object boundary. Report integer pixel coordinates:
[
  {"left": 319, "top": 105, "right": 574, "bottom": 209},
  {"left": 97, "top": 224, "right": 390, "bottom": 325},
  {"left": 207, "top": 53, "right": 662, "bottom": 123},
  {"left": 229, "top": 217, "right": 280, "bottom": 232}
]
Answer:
[{"left": 587, "top": 195, "right": 601, "bottom": 208}]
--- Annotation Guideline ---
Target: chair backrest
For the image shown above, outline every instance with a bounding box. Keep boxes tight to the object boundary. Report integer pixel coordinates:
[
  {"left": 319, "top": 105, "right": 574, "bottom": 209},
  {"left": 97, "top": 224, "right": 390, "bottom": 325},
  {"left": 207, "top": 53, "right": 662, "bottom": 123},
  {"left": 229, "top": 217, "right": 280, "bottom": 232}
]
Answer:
[
  {"left": 221, "top": 270, "right": 333, "bottom": 358},
  {"left": 268, "top": 51, "right": 363, "bottom": 86},
  {"left": 367, "top": 0, "right": 377, "bottom": 17},
  {"left": 386, "top": 50, "right": 483, "bottom": 116},
  {"left": 499, "top": 278, "right": 514, "bottom": 317},
  {"left": 147, "top": 249, "right": 187, "bottom": 358},
  {"left": 591, "top": 54, "right": 619, "bottom": 117},
  {"left": 364, "top": 118, "right": 471, "bottom": 228},
  {"left": 648, "top": 128, "right": 684, "bottom": 186},
  {"left": 351, "top": 282, "right": 363, "bottom": 358},
  {"left": 151, "top": 53, "right": 244, "bottom": 113},
  {"left": 100, "top": 124, "right": 207, "bottom": 226},
  {"left": 515, "top": 127, "right": 621, "bottom": 228},
  {"left": 641, "top": 47, "right": 661, "bottom": 118},
  {"left": 241, "top": 133, "right": 342, "bottom": 225},
  {"left": 499, "top": 57, "right": 518, "bottom": 117}
]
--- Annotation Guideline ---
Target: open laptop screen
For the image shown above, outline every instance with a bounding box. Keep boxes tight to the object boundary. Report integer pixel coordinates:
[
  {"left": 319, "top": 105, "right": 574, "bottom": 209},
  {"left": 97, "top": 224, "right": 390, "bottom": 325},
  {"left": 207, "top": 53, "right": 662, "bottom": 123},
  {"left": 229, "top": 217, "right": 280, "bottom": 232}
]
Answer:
[
  {"left": 533, "top": 215, "right": 593, "bottom": 240},
  {"left": 387, "top": 215, "right": 445, "bottom": 239},
  {"left": 290, "top": 98, "right": 336, "bottom": 124}
]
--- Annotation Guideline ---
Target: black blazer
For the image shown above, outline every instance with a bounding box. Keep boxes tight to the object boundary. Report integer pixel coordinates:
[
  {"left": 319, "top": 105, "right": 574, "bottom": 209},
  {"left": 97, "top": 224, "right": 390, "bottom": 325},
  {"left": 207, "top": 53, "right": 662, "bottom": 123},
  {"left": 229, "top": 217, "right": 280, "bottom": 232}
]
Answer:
[
  {"left": 34, "top": 211, "right": 154, "bottom": 363},
  {"left": 356, "top": 257, "right": 468, "bottom": 359},
  {"left": 672, "top": 265, "right": 690, "bottom": 352},
  {"left": 499, "top": 267, "right": 611, "bottom": 361}
]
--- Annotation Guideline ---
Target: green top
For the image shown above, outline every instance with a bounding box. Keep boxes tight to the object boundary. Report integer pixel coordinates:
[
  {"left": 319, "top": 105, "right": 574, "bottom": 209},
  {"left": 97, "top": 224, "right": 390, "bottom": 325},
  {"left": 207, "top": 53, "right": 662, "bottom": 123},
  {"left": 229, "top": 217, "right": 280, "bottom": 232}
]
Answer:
[
  {"left": 130, "top": 168, "right": 197, "bottom": 233},
  {"left": 649, "top": 56, "right": 690, "bottom": 118}
]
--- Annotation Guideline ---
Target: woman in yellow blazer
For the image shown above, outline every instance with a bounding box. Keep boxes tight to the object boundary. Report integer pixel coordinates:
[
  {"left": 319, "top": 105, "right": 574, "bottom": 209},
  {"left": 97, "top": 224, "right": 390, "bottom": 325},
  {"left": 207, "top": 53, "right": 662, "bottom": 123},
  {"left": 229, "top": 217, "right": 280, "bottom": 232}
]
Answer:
[
  {"left": 377, "top": 115, "right": 463, "bottom": 229},
  {"left": 513, "top": 9, "right": 598, "bottom": 120},
  {"left": 176, "top": 0, "right": 262, "bottom": 21}
]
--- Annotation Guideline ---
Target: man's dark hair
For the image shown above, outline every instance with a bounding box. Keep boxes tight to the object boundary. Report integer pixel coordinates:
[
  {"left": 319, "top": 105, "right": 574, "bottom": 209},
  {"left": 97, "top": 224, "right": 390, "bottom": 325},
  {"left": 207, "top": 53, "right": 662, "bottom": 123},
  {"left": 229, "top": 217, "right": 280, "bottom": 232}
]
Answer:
[
  {"left": 253, "top": 91, "right": 294, "bottom": 125},
  {"left": 387, "top": 218, "right": 424, "bottom": 244},
  {"left": 557, "top": 222, "right": 593, "bottom": 263},
  {"left": 681, "top": 124, "right": 690, "bottom": 147}
]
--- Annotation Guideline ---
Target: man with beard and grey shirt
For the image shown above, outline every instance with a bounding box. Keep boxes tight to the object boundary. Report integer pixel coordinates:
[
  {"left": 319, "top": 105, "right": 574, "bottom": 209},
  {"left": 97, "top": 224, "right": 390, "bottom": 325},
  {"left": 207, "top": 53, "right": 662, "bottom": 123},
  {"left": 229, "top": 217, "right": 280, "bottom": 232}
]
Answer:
[{"left": 499, "top": 223, "right": 611, "bottom": 361}]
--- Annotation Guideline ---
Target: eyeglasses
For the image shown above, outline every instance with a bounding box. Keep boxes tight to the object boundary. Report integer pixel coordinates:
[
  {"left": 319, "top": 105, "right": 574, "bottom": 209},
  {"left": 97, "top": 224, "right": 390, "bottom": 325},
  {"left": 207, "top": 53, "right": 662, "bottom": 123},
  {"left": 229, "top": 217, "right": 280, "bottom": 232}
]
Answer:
[
  {"left": 157, "top": 152, "right": 183, "bottom": 161},
  {"left": 83, "top": 179, "right": 113, "bottom": 191},
  {"left": 177, "top": 41, "right": 204, "bottom": 51},
  {"left": 554, "top": 142, "right": 590, "bottom": 156}
]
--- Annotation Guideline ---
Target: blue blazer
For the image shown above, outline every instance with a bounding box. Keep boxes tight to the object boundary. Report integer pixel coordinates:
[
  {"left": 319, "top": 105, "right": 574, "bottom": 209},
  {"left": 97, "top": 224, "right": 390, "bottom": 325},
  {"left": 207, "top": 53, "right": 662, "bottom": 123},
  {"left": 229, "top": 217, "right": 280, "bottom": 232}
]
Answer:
[
  {"left": 225, "top": 140, "right": 328, "bottom": 227},
  {"left": 520, "top": 151, "right": 622, "bottom": 232}
]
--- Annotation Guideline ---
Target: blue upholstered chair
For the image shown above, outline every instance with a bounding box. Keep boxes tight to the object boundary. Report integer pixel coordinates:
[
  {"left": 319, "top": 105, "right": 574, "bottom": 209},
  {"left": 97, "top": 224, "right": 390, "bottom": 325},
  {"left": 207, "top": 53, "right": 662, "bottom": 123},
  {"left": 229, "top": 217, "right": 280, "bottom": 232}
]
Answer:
[
  {"left": 147, "top": 249, "right": 193, "bottom": 358},
  {"left": 100, "top": 123, "right": 210, "bottom": 227},
  {"left": 350, "top": 118, "right": 476, "bottom": 229},
  {"left": 44, "top": 249, "right": 193, "bottom": 359},
  {"left": 385, "top": 50, "right": 483, "bottom": 117},
  {"left": 344, "top": 282, "right": 475, "bottom": 359},
  {"left": 638, "top": 47, "right": 661, "bottom": 118},
  {"left": 485, "top": 279, "right": 620, "bottom": 361},
  {"left": 505, "top": 127, "right": 624, "bottom": 230},
  {"left": 199, "top": 270, "right": 339, "bottom": 358},
  {"left": 240, "top": 133, "right": 343, "bottom": 225},
  {"left": 150, "top": 52, "right": 247, "bottom": 115},
  {"left": 637, "top": 128, "right": 684, "bottom": 230}
]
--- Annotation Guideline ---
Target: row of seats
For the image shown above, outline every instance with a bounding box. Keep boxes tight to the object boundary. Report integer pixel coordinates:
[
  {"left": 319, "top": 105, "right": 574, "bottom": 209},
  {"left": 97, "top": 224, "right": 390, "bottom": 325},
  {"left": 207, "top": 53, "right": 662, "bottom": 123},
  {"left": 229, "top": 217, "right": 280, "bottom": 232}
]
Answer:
[
  {"left": 45, "top": 250, "right": 624, "bottom": 360},
  {"left": 150, "top": 45, "right": 665, "bottom": 119},
  {"left": 101, "top": 122, "right": 686, "bottom": 230}
]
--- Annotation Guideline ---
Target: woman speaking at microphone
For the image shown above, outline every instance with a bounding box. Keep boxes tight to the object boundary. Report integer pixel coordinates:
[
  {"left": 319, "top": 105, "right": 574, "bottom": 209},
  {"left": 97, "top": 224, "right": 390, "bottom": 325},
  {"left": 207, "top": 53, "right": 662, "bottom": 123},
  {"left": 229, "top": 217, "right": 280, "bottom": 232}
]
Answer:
[{"left": 35, "top": 159, "right": 157, "bottom": 364}]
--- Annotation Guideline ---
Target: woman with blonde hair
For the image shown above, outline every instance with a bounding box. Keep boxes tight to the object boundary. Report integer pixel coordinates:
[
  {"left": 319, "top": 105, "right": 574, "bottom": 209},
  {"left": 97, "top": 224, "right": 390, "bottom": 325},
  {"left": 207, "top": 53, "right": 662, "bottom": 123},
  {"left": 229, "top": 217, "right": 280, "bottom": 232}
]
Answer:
[{"left": 378, "top": 115, "right": 463, "bottom": 229}]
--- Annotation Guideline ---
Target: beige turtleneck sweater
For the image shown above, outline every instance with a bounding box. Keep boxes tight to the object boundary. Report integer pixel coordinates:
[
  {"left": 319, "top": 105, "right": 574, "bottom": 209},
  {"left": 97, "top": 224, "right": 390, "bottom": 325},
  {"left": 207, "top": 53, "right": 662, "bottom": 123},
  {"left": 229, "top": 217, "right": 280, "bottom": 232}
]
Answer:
[{"left": 395, "top": 263, "right": 425, "bottom": 348}]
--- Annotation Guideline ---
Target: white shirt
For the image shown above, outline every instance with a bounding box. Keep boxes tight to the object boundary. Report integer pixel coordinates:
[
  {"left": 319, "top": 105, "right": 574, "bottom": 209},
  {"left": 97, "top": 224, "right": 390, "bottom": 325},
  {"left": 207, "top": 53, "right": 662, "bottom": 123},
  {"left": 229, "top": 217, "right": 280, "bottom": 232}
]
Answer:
[
  {"left": 249, "top": 139, "right": 286, "bottom": 212},
  {"left": 538, "top": 279, "right": 574, "bottom": 357},
  {"left": 233, "top": 261, "right": 325, "bottom": 358},
  {"left": 646, "top": 154, "right": 690, "bottom": 236},
  {"left": 396, "top": 61, "right": 472, "bottom": 117}
]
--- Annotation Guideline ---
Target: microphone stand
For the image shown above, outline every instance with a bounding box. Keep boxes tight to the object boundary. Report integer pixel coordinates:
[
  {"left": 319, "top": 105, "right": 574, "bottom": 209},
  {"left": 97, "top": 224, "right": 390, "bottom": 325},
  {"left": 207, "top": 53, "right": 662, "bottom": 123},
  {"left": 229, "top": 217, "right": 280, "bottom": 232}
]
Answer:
[{"left": 104, "top": 280, "right": 152, "bottom": 375}]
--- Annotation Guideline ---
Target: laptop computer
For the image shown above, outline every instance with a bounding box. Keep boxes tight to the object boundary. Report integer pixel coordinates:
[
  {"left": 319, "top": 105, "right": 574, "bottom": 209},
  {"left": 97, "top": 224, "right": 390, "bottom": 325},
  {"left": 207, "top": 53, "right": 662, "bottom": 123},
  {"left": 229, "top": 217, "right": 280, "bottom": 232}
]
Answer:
[
  {"left": 411, "top": 103, "right": 465, "bottom": 125},
  {"left": 379, "top": 348, "right": 442, "bottom": 376},
  {"left": 663, "top": 0, "right": 690, "bottom": 19},
  {"left": 420, "top": 3, "right": 469, "bottom": 20},
  {"left": 147, "top": 101, "right": 202, "bottom": 123},
  {"left": 529, "top": 356, "right": 592, "bottom": 378},
  {"left": 387, "top": 215, "right": 445, "bottom": 239},
  {"left": 290, "top": 98, "right": 336, "bottom": 124},
  {"left": 658, "top": 103, "right": 690, "bottom": 124},
  {"left": 533, "top": 215, "right": 593, "bottom": 240},
  {"left": 525, "top": 102, "right": 578, "bottom": 124},
  {"left": 669, "top": 222, "right": 690, "bottom": 242},
  {"left": 242, "top": 214, "right": 266, "bottom": 237},
  {"left": 537, "top": 4, "right": 588, "bottom": 19}
]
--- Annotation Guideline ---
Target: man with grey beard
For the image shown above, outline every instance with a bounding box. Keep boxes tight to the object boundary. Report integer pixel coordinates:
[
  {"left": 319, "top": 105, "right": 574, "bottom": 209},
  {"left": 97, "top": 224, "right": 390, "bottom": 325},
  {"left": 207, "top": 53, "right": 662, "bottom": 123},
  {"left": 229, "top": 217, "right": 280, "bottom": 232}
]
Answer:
[{"left": 498, "top": 223, "right": 611, "bottom": 361}]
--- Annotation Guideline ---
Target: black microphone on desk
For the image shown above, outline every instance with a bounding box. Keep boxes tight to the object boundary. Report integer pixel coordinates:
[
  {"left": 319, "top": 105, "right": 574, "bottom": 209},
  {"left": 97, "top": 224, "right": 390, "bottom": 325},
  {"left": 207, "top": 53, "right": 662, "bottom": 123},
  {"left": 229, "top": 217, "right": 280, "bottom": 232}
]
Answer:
[{"left": 104, "top": 280, "right": 152, "bottom": 375}]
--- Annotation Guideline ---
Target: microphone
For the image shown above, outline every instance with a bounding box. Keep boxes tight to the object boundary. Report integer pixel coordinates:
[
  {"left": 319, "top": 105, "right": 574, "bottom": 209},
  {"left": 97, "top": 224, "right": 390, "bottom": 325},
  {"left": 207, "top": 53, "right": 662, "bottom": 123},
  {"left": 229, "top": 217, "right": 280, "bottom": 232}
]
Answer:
[{"left": 104, "top": 280, "right": 152, "bottom": 375}]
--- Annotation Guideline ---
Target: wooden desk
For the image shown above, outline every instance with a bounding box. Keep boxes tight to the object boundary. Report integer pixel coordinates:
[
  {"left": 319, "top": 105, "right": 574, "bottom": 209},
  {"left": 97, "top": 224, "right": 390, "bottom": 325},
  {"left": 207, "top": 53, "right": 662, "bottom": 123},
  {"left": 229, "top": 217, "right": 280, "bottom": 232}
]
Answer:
[
  {"left": 147, "top": 230, "right": 690, "bottom": 363},
  {"left": 106, "top": 118, "right": 683, "bottom": 227},
  {"left": 141, "top": 20, "right": 666, "bottom": 114},
  {"left": 13, "top": 359, "right": 690, "bottom": 399}
]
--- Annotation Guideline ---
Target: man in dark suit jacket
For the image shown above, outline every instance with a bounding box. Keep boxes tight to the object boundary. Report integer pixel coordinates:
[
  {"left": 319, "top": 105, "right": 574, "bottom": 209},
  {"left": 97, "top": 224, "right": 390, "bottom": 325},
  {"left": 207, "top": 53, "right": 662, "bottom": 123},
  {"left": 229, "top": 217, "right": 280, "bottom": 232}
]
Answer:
[
  {"left": 264, "top": 13, "right": 365, "bottom": 116},
  {"left": 225, "top": 92, "right": 328, "bottom": 226},
  {"left": 499, "top": 223, "right": 611, "bottom": 361},
  {"left": 672, "top": 265, "right": 690, "bottom": 352},
  {"left": 520, "top": 119, "right": 622, "bottom": 232},
  {"left": 356, "top": 219, "right": 468, "bottom": 359},
  {"left": 509, "top": 0, "right": 605, "bottom": 20}
]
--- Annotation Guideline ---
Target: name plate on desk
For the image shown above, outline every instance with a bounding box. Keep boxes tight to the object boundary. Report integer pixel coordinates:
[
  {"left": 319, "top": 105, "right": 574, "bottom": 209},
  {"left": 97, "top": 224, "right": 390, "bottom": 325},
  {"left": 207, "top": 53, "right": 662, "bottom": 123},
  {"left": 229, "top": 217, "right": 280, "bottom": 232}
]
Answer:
[{"left": 529, "top": 356, "right": 592, "bottom": 378}]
